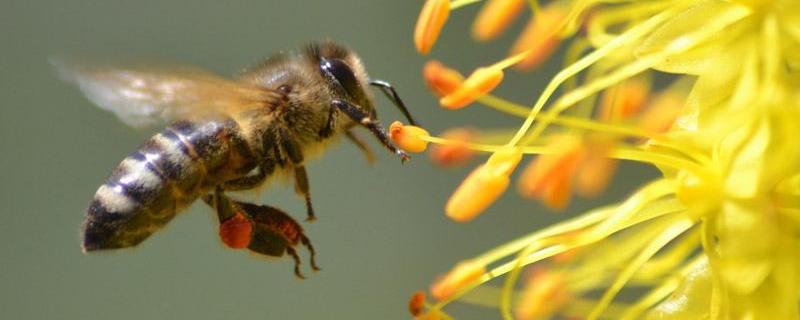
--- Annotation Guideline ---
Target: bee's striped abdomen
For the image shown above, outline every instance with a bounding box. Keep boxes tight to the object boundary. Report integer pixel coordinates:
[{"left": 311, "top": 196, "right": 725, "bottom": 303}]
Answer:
[{"left": 83, "top": 119, "right": 254, "bottom": 251}]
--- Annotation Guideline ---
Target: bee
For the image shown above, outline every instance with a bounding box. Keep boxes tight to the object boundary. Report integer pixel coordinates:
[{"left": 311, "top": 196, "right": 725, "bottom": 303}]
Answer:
[{"left": 57, "top": 41, "right": 417, "bottom": 278}]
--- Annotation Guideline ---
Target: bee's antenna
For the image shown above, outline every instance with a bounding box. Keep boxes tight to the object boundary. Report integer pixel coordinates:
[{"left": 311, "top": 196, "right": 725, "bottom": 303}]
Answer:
[{"left": 369, "top": 80, "right": 418, "bottom": 126}]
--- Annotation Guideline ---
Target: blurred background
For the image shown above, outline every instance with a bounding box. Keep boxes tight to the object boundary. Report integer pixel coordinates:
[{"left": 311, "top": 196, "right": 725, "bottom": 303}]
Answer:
[{"left": 0, "top": 1, "right": 655, "bottom": 319}]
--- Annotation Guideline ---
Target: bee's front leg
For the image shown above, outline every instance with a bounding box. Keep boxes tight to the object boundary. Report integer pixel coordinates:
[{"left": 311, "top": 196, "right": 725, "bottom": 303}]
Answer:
[{"left": 331, "top": 99, "right": 410, "bottom": 163}]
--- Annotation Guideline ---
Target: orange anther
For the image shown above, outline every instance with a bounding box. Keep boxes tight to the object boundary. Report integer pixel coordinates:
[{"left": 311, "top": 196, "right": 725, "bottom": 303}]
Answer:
[
  {"left": 423, "top": 60, "right": 465, "bottom": 97},
  {"left": 219, "top": 213, "right": 252, "bottom": 249},
  {"left": 540, "top": 171, "right": 573, "bottom": 210},
  {"left": 600, "top": 78, "right": 651, "bottom": 121},
  {"left": 510, "top": 4, "right": 567, "bottom": 71},
  {"left": 446, "top": 148, "right": 521, "bottom": 222},
  {"left": 440, "top": 66, "right": 504, "bottom": 109},
  {"left": 639, "top": 91, "right": 684, "bottom": 133},
  {"left": 415, "top": 0, "right": 451, "bottom": 54},
  {"left": 430, "top": 128, "right": 476, "bottom": 167},
  {"left": 408, "top": 290, "right": 427, "bottom": 316},
  {"left": 472, "top": 0, "right": 527, "bottom": 41},
  {"left": 515, "top": 268, "right": 570, "bottom": 320},
  {"left": 390, "top": 121, "right": 430, "bottom": 153},
  {"left": 430, "top": 261, "right": 486, "bottom": 301},
  {"left": 575, "top": 139, "right": 617, "bottom": 197},
  {"left": 518, "top": 135, "right": 583, "bottom": 210}
]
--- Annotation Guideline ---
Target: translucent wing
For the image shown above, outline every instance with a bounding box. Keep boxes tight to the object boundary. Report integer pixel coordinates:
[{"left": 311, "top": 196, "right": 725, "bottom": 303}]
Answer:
[{"left": 54, "top": 59, "right": 279, "bottom": 127}]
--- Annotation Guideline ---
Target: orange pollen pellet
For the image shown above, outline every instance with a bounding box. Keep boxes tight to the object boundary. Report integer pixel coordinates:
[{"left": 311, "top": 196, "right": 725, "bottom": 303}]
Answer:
[
  {"left": 510, "top": 4, "right": 567, "bottom": 71},
  {"left": 440, "top": 66, "right": 504, "bottom": 109},
  {"left": 430, "top": 261, "right": 487, "bottom": 301},
  {"left": 390, "top": 121, "right": 430, "bottom": 153},
  {"left": 472, "top": 0, "right": 527, "bottom": 41},
  {"left": 408, "top": 291, "right": 427, "bottom": 316},
  {"left": 429, "top": 128, "right": 476, "bottom": 167},
  {"left": 423, "top": 60, "right": 465, "bottom": 97},
  {"left": 219, "top": 214, "right": 252, "bottom": 249},
  {"left": 414, "top": 0, "right": 450, "bottom": 54}
]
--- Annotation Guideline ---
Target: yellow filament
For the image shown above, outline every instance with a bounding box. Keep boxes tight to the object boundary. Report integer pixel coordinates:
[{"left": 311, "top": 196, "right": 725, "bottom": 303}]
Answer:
[
  {"left": 506, "top": 6, "right": 683, "bottom": 147},
  {"left": 587, "top": 217, "right": 696, "bottom": 320},
  {"left": 527, "top": 0, "right": 540, "bottom": 15},
  {"left": 477, "top": 95, "right": 658, "bottom": 139},
  {"left": 620, "top": 256, "right": 706, "bottom": 320},
  {"left": 450, "top": 0, "right": 484, "bottom": 10},
  {"left": 587, "top": 0, "right": 675, "bottom": 46},
  {"left": 497, "top": 179, "right": 678, "bottom": 318},
  {"left": 516, "top": 5, "right": 750, "bottom": 148}
]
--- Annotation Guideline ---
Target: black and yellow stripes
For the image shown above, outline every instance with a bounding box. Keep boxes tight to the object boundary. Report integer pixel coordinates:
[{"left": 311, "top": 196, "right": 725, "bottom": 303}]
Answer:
[{"left": 82, "top": 119, "right": 253, "bottom": 251}]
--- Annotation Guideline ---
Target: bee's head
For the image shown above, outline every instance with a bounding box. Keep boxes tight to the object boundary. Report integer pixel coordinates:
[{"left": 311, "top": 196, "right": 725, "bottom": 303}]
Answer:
[{"left": 307, "top": 41, "right": 417, "bottom": 125}]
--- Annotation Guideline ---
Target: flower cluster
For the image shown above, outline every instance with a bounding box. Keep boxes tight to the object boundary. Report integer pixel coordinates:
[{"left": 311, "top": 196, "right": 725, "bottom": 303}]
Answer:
[{"left": 399, "top": 0, "right": 800, "bottom": 318}]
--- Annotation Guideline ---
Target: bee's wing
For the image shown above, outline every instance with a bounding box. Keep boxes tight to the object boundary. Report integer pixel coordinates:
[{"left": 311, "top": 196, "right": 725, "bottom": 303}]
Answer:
[{"left": 54, "top": 60, "right": 279, "bottom": 127}]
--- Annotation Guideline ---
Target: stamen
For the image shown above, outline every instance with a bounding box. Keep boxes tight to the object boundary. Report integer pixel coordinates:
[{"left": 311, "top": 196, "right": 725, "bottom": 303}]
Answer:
[
  {"left": 415, "top": 0, "right": 451, "bottom": 54},
  {"left": 390, "top": 121, "right": 430, "bottom": 153},
  {"left": 440, "top": 66, "right": 504, "bottom": 109},
  {"left": 472, "top": 0, "right": 527, "bottom": 41},
  {"left": 445, "top": 148, "right": 522, "bottom": 222}
]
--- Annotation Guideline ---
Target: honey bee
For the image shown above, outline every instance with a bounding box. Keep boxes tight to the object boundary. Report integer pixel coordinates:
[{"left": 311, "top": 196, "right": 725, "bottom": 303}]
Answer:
[{"left": 57, "top": 41, "right": 417, "bottom": 278}]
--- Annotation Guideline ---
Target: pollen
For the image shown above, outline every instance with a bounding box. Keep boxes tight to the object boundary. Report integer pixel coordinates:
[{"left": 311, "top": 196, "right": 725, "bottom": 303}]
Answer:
[
  {"left": 472, "top": 0, "right": 526, "bottom": 41},
  {"left": 423, "top": 60, "right": 464, "bottom": 97},
  {"left": 389, "top": 121, "right": 430, "bottom": 153},
  {"left": 219, "top": 213, "right": 252, "bottom": 249},
  {"left": 430, "top": 260, "right": 486, "bottom": 301},
  {"left": 440, "top": 66, "right": 504, "bottom": 109},
  {"left": 414, "top": 0, "right": 450, "bottom": 54},
  {"left": 446, "top": 148, "right": 521, "bottom": 222}
]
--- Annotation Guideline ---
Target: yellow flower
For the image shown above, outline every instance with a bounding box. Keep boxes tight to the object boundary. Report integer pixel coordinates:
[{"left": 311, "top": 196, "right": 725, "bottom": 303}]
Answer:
[{"left": 412, "top": 0, "right": 800, "bottom": 318}]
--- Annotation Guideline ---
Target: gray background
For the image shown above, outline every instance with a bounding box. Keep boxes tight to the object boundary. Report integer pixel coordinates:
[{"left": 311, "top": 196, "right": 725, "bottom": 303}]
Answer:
[{"left": 1, "top": 1, "right": 654, "bottom": 319}]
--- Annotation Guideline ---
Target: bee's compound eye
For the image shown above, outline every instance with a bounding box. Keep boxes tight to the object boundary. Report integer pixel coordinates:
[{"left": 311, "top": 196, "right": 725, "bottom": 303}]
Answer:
[{"left": 320, "top": 58, "right": 360, "bottom": 98}]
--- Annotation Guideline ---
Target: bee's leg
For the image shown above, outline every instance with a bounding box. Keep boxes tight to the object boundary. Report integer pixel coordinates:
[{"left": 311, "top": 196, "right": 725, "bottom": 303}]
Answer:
[
  {"left": 201, "top": 187, "right": 236, "bottom": 223},
  {"left": 345, "top": 129, "right": 375, "bottom": 165},
  {"left": 369, "top": 79, "right": 418, "bottom": 126},
  {"left": 274, "top": 127, "right": 315, "bottom": 221},
  {"left": 285, "top": 246, "right": 304, "bottom": 279},
  {"left": 293, "top": 166, "right": 315, "bottom": 221},
  {"left": 300, "top": 234, "right": 320, "bottom": 271},
  {"left": 331, "top": 99, "right": 410, "bottom": 162},
  {"left": 318, "top": 105, "right": 337, "bottom": 138},
  {"left": 240, "top": 201, "right": 317, "bottom": 279},
  {"left": 201, "top": 188, "right": 256, "bottom": 251}
]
